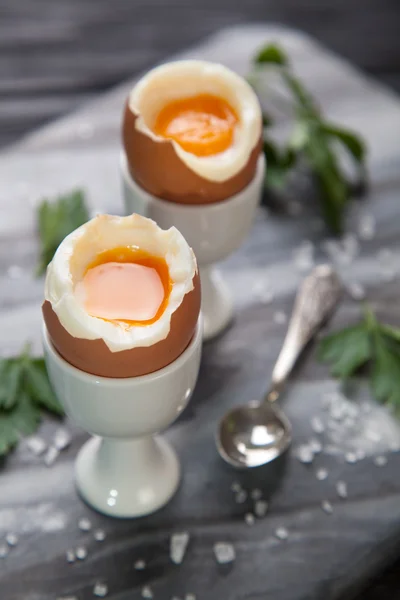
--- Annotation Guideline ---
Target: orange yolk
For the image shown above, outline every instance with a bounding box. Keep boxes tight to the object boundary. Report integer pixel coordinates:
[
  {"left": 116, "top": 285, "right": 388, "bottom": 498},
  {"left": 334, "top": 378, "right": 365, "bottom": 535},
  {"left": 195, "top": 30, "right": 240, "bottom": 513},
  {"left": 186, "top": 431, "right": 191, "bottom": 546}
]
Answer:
[
  {"left": 76, "top": 247, "right": 171, "bottom": 326},
  {"left": 153, "top": 94, "right": 238, "bottom": 157}
]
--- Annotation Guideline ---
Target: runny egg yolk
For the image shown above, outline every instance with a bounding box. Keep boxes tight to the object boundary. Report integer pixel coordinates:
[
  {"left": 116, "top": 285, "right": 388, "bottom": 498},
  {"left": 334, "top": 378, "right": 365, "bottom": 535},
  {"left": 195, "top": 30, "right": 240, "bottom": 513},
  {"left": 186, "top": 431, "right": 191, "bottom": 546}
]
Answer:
[
  {"left": 76, "top": 247, "right": 171, "bottom": 325},
  {"left": 153, "top": 94, "right": 238, "bottom": 157}
]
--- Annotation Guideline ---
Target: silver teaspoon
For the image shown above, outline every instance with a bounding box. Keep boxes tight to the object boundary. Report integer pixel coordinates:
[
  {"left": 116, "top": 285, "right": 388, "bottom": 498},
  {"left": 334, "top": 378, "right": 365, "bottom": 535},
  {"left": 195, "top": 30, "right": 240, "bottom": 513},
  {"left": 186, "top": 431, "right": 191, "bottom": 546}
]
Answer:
[{"left": 217, "top": 264, "right": 342, "bottom": 468}]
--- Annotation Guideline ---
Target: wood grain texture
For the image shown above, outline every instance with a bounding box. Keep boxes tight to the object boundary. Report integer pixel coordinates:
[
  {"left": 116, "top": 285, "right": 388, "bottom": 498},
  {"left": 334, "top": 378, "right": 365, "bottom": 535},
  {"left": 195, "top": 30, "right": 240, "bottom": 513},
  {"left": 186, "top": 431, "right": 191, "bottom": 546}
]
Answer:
[
  {"left": 1, "top": 24, "right": 400, "bottom": 600},
  {"left": 1, "top": 0, "right": 400, "bottom": 146}
]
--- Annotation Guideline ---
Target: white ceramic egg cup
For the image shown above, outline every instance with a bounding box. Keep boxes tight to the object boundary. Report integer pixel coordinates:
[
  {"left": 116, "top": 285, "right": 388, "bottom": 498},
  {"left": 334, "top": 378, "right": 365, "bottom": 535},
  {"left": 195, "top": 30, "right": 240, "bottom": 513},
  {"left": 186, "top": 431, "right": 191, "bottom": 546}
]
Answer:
[
  {"left": 43, "top": 320, "right": 202, "bottom": 518},
  {"left": 121, "top": 153, "right": 265, "bottom": 341}
]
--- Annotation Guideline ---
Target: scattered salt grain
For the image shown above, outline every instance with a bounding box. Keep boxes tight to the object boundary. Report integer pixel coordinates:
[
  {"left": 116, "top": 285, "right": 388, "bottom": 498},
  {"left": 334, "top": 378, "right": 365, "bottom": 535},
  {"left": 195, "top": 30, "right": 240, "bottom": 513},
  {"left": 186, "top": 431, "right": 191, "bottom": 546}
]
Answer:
[
  {"left": 53, "top": 428, "right": 71, "bottom": 451},
  {"left": 78, "top": 518, "right": 92, "bottom": 532},
  {"left": 309, "top": 438, "right": 322, "bottom": 454},
  {"left": 295, "top": 444, "right": 314, "bottom": 464},
  {"left": 254, "top": 500, "right": 269, "bottom": 518},
  {"left": 6, "top": 533, "right": 18, "bottom": 547},
  {"left": 357, "top": 214, "right": 376, "bottom": 241},
  {"left": 170, "top": 532, "right": 190, "bottom": 565},
  {"left": 235, "top": 489, "right": 248, "bottom": 504},
  {"left": 356, "top": 449, "right": 366, "bottom": 461},
  {"left": 336, "top": 481, "right": 348, "bottom": 499},
  {"left": 26, "top": 435, "right": 47, "bottom": 456},
  {"left": 214, "top": 542, "right": 236, "bottom": 564},
  {"left": 347, "top": 282, "right": 365, "bottom": 301},
  {"left": 0, "top": 545, "right": 8, "bottom": 558},
  {"left": 366, "top": 430, "right": 381, "bottom": 443},
  {"left": 66, "top": 550, "right": 75, "bottom": 564},
  {"left": 185, "top": 594, "right": 196, "bottom": 600},
  {"left": 93, "top": 582, "right": 108, "bottom": 597},
  {"left": 141, "top": 586, "right": 153, "bottom": 599},
  {"left": 316, "top": 468, "right": 328, "bottom": 481},
  {"left": 245, "top": 513, "right": 255, "bottom": 526},
  {"left": 56, "top": 597, "right": 78, "bottom": 600},
  {"left": 374, "top": 455, "right": 388, "bottom": 467},
  {"left": 134, "top": 559, "right": 146, "bottom": 570},
  {"left": 44, "top": 445, "right": 60, "bottom": 467},
  {"left": 251, "top": 488, "right": 262, "bottom": 500},
  {"left": 345, "top": 452, "right": 358, "bottom": 464},
  {"left": 274, "top": 311, "right": 287, "bottom": 325},
  {"left": 311, "top": 416, "right": 325, "bottom": 434},
  {"left": 275, "top": 527, "right": 288, "bottom": 540},
  {"left": 94, "top": 529, "right": 106, "bottom": 542},
  {"left": 75, "top": 546, "right": 87, "bottom": 560},
  {"left": 231, "top": 481, "right": 242, "bottom": 493},
  {"left": 321, "top": 500, "right": 333, "bottom": 515}
]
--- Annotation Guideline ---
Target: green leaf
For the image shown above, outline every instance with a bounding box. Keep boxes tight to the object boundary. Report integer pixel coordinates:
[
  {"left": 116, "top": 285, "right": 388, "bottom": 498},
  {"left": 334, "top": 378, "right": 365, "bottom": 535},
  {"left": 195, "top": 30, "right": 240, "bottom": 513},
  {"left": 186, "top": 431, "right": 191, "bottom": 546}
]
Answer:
[
  {"left": 263, "top": 139, "right": 298, "bottom": 190},
  {"left": 321, "top": 122, "right": 366, "bottom": 163},
  {"left": 305, "top": 124, "right": 349, "bottom": 234},
  {"left": 318, "top": 324, "right": 371, "bottom": 378},
  {"left": 36, "top": 189, "right": 89, "bottom": 276},
  {"left": 0, "top": 391, "right": 41, "bottom": 456},
  {"left": 254, "top": 44, "right": 288, "bottom": 66},
  {"left": 26, "top": 359, "right": 63, "bottom": 416},
  {"left": 0, "top": 360, "right": 23, "bottom": 410},
  {"left": 370, "top": 335, "right": 400, "bottom": 407}
]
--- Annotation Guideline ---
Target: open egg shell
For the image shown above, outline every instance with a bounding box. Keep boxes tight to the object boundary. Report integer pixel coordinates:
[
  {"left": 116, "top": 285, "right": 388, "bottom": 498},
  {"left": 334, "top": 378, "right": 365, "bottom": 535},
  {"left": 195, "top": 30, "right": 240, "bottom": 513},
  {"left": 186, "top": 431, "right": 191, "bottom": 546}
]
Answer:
[
  {"left": 42, "top": 214, "right": 200, "bottom": 378},
  {"left": 122, "top": 60, "right": 263, "bottom": 204}
]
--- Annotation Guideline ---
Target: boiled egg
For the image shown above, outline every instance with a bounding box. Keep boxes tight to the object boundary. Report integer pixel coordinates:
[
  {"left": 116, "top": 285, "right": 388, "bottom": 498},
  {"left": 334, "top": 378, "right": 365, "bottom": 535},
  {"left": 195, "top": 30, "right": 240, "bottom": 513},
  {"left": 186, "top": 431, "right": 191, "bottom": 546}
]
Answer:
[
  {"left": 122, "top": 60, "right": 262, "bottom": 204},
  {"left": 43, "top": 214, "right": 200, "bottom": 378}
]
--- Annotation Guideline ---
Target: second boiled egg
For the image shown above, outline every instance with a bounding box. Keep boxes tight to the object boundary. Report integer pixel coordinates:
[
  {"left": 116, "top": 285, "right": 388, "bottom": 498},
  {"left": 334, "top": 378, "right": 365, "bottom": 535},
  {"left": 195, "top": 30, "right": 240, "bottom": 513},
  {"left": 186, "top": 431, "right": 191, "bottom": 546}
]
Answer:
[{"left": 122, "top": 60, "right": 263, "bottom": 204}]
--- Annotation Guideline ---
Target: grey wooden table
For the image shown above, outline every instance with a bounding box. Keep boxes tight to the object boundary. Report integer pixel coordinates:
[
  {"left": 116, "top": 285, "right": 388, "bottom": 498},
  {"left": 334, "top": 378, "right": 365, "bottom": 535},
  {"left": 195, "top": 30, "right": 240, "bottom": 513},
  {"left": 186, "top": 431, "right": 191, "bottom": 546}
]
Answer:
[
  {"left": 1, "top": 0, "right": 400, "bottom": 148},
  {"left": 1, "top": 24, "right": 400, "bottom": 600}
]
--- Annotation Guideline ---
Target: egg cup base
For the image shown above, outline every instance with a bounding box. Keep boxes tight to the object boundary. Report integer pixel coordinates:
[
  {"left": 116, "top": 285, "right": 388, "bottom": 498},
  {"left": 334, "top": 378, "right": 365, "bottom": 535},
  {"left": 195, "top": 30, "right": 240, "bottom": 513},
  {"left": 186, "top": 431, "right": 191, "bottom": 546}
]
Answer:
[
  {"left": 75, "top": 435, "right": 180, "bottom": 518},
  {"left": 121, "top": 152, "right": 265, "bottom": 341}
]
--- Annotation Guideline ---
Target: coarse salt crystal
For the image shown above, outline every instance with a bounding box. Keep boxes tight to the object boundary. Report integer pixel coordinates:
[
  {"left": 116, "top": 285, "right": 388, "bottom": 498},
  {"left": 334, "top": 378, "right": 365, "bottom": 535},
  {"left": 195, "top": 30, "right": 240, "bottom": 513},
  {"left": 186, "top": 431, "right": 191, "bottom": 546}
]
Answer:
[
  {"left": 275, "top": 527, "right": 288, "bottom": 540},
  {"left": 321, "top": 500, "right": 333, "bottom": 514},
  {"left": 214, "top": 542, "right": 236, "bottom": 564},
  {"left": 170, "top": 532, "right": 190, "bottom": 565},
  {"left": 336, "top": 481, "right": 348, "bottom": 498}
]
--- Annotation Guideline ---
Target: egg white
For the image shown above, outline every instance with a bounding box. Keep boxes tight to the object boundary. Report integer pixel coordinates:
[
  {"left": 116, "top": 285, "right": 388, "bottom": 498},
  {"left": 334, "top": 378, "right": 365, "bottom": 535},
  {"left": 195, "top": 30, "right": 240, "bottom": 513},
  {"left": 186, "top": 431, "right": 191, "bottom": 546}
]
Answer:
[
  {"left": 45, "top": 214, "right": 197, "bottom": 352},
  {"left": 129, "top": 60, "right": 262, "bottom": 183}
]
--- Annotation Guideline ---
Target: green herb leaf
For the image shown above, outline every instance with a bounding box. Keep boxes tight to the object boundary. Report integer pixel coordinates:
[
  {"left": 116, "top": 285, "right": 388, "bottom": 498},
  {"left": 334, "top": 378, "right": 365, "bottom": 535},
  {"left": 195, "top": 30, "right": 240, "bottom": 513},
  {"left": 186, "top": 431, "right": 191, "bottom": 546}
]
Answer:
[
  {"left": 252, "top": 42, "right": 368, "bottom": 234},
  {"left": 0, "top": 347, "right": 64, "bottom": 456},
  {"left": 318, "top": 324, "right": 371, "bottom": 378},
  {"left": 36, "top": 189, "right": 89, "bottom": 276},
  {"left": 321, "top": 122, "right": 366, "bottom": 163},
  {"left": 263, "top": 139, "right": 297, "bottom": 189},
  {"left": 0, "top": 391, "right": 41, "bottom": 456},
  {"left": 305, "top": 125, "right": 349, "bottom": 234},
  {"left": 254, "top": 44, "right": 288, "bottom": 66},
  {"left": 370, "top": 336, "right": 400, "bottom": 406},
  {"left": 318, "top": 306, "right": 400, "bottom": 412},
  {"left": 0, "top": 359, "right": 23, "bottom": 410},
  {"left": 26, "top": 359, "right": 63, "bottom": 415}
]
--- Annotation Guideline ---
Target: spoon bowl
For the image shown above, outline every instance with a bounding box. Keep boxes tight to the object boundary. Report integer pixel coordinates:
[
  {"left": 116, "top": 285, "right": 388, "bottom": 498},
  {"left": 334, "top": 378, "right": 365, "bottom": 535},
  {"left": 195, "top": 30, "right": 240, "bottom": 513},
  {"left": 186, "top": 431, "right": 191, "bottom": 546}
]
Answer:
[
  {"left": 216, "top": 264, "right": 342, "bottom": 468},
  {"left": 217, "top": 400, "right": 292, "bottom": 468}
]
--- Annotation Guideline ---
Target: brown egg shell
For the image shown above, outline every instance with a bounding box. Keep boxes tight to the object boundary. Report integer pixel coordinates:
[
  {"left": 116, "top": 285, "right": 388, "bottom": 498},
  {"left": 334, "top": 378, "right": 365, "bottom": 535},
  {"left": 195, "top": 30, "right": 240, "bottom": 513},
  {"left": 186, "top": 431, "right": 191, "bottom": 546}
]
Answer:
[
  {"left": 122, "top": 103, "right": 262, "bottom": 205},
  {"left": 42, "top": 271, "right": 201, "bottom": 378}
]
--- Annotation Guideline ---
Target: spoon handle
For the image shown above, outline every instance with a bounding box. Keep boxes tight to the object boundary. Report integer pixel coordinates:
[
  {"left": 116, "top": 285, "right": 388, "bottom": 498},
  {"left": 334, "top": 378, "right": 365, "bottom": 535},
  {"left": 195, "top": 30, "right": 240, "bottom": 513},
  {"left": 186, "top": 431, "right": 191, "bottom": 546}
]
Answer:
[{"left": 267, "top": 264, "right": 341, "bottom": 402}]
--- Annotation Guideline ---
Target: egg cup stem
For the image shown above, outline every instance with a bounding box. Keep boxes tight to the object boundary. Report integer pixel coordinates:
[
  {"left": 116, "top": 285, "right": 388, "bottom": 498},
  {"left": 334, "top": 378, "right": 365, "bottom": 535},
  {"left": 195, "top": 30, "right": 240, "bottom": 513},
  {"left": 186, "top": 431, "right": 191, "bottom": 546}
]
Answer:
[
  {"left": 75, "top": 435, "right": 180, "bottom": 518},
  {"left": 199, "top": 266, "right": 234, "bottom": 340}
]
